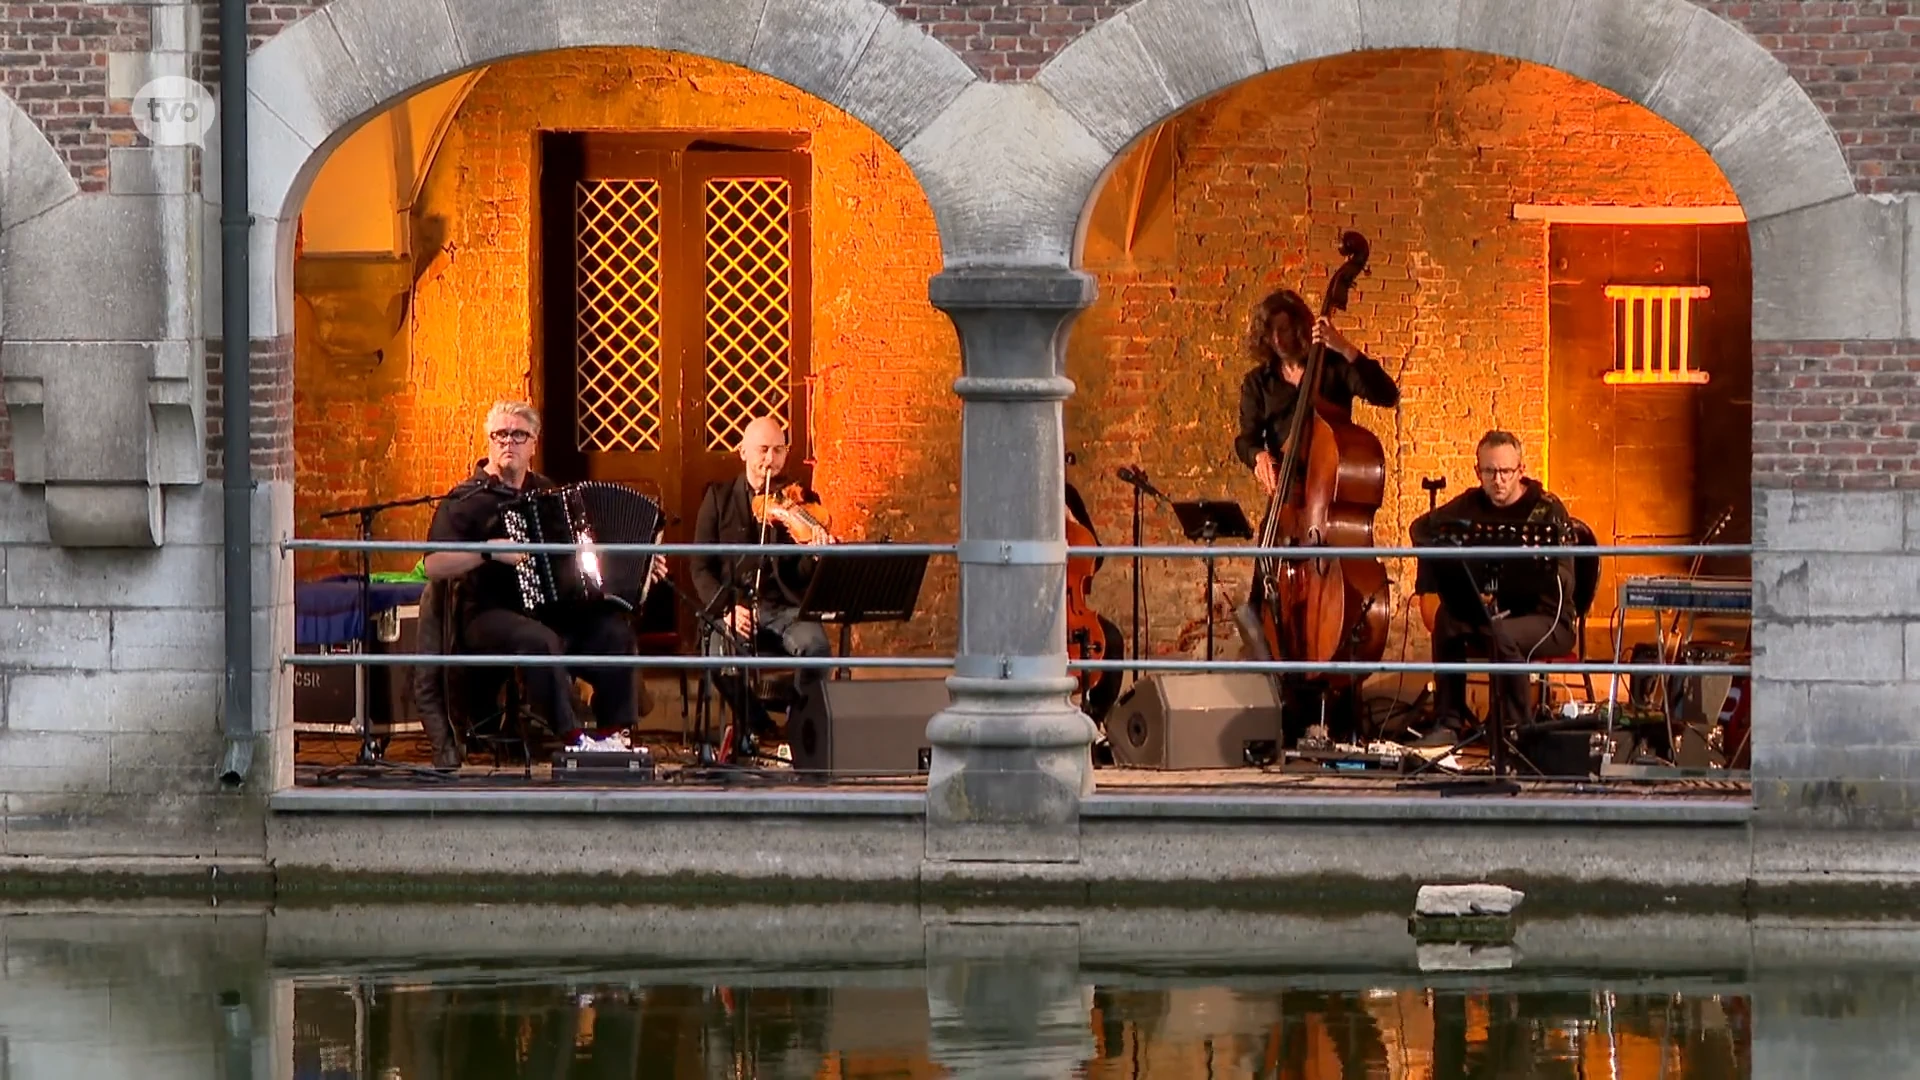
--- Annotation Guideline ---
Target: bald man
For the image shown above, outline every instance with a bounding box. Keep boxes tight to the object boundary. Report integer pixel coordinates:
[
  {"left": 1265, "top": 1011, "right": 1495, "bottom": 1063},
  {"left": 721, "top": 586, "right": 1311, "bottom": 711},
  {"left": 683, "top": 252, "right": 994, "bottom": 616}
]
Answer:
[{"left": 691, "top": 416, "right": 834, "bottom": 744}]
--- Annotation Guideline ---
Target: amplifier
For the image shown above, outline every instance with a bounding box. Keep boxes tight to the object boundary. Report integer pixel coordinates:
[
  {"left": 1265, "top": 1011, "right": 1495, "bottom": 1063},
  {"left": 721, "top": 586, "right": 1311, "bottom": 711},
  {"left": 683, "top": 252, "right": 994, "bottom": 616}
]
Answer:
[
  {"left": 788, "top": 678, "right": 949, "bottom": 775},
  {"left": 1108, "top": 673, "right": 1282, "bottom": 770},
  {"left": 293, "top": 643, "right": 358, "bottom": 729},
  {"left": 293, "top": 605, "right": 423, "bottom": 736}
]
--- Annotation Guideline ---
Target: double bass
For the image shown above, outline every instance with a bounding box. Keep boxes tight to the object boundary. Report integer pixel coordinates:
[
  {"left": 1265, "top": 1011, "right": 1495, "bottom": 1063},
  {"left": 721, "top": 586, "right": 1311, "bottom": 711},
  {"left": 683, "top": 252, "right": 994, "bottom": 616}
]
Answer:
[
  {"left": 1064, "top": 451, "right": 1109, "bottom": 696},
  {"left": 1252, "top": 232, "right": 1392, "bottom": 704}
]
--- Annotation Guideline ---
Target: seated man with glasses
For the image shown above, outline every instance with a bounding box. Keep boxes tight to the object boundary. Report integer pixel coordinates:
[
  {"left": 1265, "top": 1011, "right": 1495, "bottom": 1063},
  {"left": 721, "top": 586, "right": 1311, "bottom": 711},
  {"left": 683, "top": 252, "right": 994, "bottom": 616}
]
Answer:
[
  {"left": 1407, "top": 430, "right": 1577, "bottom": 746},
  {"left": 422, "top": 400, "right": 663, "bottom": 748}
]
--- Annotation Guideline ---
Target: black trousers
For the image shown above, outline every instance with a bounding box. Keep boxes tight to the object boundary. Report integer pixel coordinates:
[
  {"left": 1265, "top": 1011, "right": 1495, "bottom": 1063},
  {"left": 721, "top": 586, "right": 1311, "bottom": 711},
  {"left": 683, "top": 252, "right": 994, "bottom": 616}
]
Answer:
[
  {"left": 463, "top": 607, "right": 637, "bottom": 735},
  {"left": 1431, "top": 607, "right": 1575, "bottom": 733},
  {"left": 1083, "top": 613, "right": 1126, "bottom": 724}
]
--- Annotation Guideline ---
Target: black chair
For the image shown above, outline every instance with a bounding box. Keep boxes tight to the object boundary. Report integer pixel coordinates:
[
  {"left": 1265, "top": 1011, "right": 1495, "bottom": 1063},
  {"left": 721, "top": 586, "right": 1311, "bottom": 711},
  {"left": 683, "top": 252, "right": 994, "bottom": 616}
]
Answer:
[
  {"left": 414, "top": 579, "right": 535, "bottom": 769},
  {"left": 694, "top": 623, "right": 806, "bottom": 760},
  {"left": 630, "top": 576, "right": 690, "bottom": 721}
]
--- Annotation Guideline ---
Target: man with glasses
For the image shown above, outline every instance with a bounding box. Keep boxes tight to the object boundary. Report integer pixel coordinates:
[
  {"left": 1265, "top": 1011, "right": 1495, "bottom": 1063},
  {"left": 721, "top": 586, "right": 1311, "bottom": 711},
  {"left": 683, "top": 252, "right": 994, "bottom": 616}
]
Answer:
[
  {"left": 422, "top": 400, "right": 662, "bottom": 749},
  {"left": 1408, "top": 430, "right": 1577, "bottom": 747}
]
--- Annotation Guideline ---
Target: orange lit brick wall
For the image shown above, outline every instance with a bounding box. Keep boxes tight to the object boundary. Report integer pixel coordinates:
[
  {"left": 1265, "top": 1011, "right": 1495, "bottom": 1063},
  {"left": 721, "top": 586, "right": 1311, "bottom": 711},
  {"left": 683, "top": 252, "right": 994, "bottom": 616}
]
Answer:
[
  {"left": 293, "top": 48, "right": 959, "bottom": 653},
  {"left": 1067, "top": 50, "right": 1739, "bottom": 663}
]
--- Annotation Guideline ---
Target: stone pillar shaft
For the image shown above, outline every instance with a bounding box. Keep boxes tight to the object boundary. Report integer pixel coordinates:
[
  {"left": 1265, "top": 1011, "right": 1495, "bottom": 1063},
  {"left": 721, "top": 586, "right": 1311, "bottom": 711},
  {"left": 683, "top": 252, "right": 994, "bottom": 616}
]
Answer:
[{"left": 925, "top": 266, "right": 1098, "bottom": 863}]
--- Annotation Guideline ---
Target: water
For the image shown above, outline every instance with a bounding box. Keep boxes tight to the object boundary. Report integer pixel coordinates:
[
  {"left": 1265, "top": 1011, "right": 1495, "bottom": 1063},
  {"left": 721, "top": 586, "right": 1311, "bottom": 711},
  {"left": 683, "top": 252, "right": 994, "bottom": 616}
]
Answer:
[
  {"left": 292, "top": 981, "right": 1746, "bottom": 1078},
  {"left": 0, "top": 903, "right": 1909, "bottom": 1079}
]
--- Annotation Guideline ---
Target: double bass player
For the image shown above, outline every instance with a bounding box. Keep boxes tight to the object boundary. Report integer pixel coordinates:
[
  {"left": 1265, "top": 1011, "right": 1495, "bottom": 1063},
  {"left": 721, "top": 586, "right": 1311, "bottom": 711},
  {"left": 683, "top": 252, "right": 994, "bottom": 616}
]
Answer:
[
  {"left": 1232, "top": 273, "right": 1402, "bottom": 743},
  {"left": 1233, "top": 287, "right": 1401, "bottom": 491}
]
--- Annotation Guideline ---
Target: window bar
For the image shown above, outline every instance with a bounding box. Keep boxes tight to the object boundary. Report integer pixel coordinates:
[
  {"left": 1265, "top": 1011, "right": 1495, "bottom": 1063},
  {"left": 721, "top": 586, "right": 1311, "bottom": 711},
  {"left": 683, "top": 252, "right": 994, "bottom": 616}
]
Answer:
[{"left": 1603, "top": 285, "right": 1711, "bottom": 385}]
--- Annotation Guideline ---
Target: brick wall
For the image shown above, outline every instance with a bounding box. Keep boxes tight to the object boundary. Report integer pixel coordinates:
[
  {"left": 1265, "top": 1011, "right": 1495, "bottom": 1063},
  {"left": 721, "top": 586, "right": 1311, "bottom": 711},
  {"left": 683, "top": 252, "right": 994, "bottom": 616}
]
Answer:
[
  {"left": 1754, "top": 340, "right": 1920, "bottom": 489},
  {"left": 9, "top": 1, "right": 1919, "bottom": 190},
  {"left": 0, "top": 2, "right": 147, "bottom": 193},
  {"left": 1067, "top": 50, "right": 1738, "bottom": 661},
  {"left": 292, "top": 48, "right": 960, "bottom": 652},
  {"left": 878, "top": 1, "right": 1131, "bottom": 80},
  {"left": 208, "top": 336, "right": 296, "bottom": 483},
  {"left": 223, "top": 0, "right": 1920, "bottom": 197},
  {"left": 1693, "top": 0, "right": 1920, "bottom": 195}
]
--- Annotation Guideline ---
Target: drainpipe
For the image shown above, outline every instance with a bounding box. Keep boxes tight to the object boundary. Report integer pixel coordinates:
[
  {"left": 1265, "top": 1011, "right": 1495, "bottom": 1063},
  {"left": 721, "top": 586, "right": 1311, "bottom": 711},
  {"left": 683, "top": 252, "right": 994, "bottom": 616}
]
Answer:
[{"left": 216, "top": 0, "right": 253, "bottom": 786}]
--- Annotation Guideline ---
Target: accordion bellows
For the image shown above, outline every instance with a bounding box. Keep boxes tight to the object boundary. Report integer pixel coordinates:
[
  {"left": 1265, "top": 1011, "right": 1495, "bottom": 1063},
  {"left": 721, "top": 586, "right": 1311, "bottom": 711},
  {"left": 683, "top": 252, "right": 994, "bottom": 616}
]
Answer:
[{"left": 500, "top": 482, "right": 665, "bottom": 615}]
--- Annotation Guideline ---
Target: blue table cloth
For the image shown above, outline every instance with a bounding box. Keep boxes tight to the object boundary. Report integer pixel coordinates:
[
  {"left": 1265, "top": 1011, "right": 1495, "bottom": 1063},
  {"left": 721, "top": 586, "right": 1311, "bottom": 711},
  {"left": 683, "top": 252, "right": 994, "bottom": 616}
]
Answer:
[{"left": 295, "top": 576, "right": 427, "bottom": 647}]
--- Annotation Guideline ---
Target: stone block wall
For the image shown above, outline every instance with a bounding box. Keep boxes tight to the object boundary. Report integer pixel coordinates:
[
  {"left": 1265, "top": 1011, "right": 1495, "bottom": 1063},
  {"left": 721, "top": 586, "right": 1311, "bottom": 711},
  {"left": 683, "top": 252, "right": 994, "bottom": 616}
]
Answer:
[
  {"left": 1756, "top": 487, "right": 1920, "bottom": 830},
  {"left": 0, "top": 482, "right": 288, "bottom": 858},
  {"left": 1067, "top": 49, "right": 1738, "bottom": 660}
]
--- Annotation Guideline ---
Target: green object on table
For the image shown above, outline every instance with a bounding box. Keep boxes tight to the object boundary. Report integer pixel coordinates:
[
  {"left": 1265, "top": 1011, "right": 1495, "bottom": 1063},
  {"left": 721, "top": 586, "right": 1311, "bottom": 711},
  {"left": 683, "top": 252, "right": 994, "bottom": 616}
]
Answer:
[{"left": 369, "top": 560, "right": 429, "bottom": 584}]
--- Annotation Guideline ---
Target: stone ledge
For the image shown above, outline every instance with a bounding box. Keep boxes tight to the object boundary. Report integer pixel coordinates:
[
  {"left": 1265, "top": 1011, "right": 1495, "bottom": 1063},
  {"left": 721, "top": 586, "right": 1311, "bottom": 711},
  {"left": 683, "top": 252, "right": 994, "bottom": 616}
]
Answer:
[
  {"left": 1082, "top": 793, "right": 1751, "bottom": 825},
  {"left": 269, "top": 788, "right": 927, "bottom": 816},
  {"left": 270, "top": 787, "right": 1750, "bottom": 826}
]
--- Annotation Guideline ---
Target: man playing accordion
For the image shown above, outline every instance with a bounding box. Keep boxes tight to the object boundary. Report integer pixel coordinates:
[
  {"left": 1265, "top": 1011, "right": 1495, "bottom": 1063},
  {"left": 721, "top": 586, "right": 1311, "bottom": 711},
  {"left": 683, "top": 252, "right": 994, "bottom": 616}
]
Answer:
[
  {"left": 423, "top": 400, "right": 666, "bottom": 744},
  {"left": 1408, "top": 430, "right": 1578, "bottom": 747}
]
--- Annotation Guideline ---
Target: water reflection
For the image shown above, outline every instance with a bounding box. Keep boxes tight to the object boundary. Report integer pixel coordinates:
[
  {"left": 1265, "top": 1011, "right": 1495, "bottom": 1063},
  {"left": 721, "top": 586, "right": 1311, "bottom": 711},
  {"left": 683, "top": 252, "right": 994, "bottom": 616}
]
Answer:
[{"left": 292, "top": 979, "right": 1749, "bottom": 1078}]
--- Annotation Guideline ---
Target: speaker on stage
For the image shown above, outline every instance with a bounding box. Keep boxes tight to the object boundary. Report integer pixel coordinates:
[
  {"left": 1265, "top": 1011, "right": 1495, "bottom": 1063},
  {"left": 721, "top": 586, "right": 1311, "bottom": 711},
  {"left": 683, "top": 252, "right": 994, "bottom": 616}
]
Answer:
[
  {"left": 788, "top": 678, "right": 951, "bottom": 774},
  {"left": 1107, "top": 673, "right": 1282, "bottom": 770}
]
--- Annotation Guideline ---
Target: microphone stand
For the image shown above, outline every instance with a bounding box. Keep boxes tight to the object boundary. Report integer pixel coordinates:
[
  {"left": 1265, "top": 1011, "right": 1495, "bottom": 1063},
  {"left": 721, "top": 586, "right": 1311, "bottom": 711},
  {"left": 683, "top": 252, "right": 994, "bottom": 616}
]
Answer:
[
  {"left": 738, "top": 472, "right": 776, "bottom": 765},
  {"left": 315, "top": 492, "right": 445, "bottom": 777},
  {"left": 1115, "top": 466, "right": 1170, "bottom": 683}
]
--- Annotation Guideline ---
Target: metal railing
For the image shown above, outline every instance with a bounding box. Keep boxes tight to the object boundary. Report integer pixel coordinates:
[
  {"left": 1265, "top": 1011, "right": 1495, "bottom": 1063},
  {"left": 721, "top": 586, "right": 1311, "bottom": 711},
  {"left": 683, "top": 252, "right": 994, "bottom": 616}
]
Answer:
[{"left": 278, "top": 537, "right": 1753, "bottom": 680}]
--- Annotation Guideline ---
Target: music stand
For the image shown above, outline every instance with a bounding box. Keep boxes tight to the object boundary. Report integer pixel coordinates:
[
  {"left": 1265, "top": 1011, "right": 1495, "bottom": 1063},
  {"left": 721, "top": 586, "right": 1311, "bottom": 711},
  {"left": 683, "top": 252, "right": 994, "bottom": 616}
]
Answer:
[
  {"left": 1171, "top": 501, "right": 1254, "bottom": 662},
  {"left": 797, "top": 550, "right": 932, "bottom": 679}
]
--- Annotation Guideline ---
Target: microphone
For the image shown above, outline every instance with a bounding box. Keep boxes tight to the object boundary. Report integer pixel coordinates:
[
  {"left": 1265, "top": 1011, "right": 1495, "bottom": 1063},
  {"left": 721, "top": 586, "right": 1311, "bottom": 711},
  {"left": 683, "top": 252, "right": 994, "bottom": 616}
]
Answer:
[{"left": 1115, "top": 466, "right": 1166, "bottom": 500}]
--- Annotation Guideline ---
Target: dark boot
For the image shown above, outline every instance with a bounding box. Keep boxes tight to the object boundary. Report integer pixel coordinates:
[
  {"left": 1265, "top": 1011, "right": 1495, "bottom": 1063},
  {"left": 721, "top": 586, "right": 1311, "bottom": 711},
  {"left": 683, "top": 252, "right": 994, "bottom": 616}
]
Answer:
[{"left": 414, "top": 582, "right": 463, "bottom": 770}]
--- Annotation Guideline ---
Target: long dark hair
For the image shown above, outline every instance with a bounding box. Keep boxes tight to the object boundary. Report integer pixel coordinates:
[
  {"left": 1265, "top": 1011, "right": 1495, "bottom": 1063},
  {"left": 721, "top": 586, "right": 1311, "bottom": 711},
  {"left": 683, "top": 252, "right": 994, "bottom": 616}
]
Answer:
[{"left": 1247, "top": 288, "right": 1313, "bottom": 366}]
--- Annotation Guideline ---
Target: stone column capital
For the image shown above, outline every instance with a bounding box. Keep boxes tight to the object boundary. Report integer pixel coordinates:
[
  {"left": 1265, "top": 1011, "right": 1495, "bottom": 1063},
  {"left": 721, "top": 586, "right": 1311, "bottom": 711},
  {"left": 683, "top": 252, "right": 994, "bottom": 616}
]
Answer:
[{"left": 928, "top": 266, "right": 1097, "bottom": 311}]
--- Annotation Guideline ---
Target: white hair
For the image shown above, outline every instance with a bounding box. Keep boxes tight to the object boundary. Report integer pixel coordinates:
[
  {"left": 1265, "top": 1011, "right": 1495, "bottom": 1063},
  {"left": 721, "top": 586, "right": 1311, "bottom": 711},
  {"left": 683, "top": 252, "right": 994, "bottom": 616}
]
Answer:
[{"left": 485, "top": 400, "right": 540, "bottom": 435}]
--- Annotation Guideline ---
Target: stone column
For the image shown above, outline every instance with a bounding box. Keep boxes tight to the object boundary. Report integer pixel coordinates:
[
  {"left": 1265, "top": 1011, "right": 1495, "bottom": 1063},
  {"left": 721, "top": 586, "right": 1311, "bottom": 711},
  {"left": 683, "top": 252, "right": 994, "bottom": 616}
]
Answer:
[{"left": 925, "top": 266, "right": 1100, "bottom": 863}]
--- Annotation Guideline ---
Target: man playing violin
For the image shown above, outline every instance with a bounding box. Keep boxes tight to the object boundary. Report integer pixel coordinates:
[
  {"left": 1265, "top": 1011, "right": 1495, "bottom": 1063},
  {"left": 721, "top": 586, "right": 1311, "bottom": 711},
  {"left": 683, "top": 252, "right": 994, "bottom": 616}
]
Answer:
[
  {"left": 691, "top": 415, "right": 835, "bottom": 744},
  {"left": 1234, "top": 287, "right": 1401, "bottom": 494}
]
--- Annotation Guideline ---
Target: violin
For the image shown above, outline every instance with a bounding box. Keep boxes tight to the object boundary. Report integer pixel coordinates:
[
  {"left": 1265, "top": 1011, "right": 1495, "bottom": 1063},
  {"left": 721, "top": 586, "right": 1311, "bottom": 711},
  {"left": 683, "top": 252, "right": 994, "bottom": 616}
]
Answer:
[
  {"left": 1253, "top": 231, "right": 1392, "bottom": 700},
  {"left": 1064, "top": 452, "right": 1110, "bottom": 697},
  {"left": 751, "top": 483, "right": 834, "bottom": 544}
]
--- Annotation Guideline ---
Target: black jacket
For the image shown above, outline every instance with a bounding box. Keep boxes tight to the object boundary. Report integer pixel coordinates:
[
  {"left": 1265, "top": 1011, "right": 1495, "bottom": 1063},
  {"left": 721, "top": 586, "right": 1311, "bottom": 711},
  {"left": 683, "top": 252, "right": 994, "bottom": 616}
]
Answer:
[
  {"left": 426, "top": 459, "right": 554, "bottom": 616},
  {"left": 691, "top": 474, "right": 818, "bottom": 612},
  {"left": 1234, "top": 353, "right": 1400, "bottom": 470},
  {"left": 1409, "top": 479, "right": 1577, "bottom": 625}
]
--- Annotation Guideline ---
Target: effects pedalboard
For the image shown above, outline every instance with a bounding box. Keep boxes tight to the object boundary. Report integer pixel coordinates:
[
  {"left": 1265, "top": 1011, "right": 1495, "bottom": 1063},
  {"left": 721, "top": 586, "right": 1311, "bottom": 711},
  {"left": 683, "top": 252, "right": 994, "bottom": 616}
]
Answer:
[{"left": 1285, "top": 736, "right": 1411, "bottom": 773}]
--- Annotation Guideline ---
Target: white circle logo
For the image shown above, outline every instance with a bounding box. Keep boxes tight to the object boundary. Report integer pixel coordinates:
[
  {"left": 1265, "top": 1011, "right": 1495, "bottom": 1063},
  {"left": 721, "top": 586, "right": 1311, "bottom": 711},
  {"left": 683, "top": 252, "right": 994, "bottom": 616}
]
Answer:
[{"left": 132, "top": 76, "right": 217, "bottom": 147}]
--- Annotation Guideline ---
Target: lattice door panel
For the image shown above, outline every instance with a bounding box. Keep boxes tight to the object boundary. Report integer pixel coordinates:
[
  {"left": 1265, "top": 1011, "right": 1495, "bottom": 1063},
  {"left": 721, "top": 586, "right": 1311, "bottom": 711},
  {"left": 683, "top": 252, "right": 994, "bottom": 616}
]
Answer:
[
  {"left": 701, "top": 177, "right": 794, "bottom": 452},
  {"left": 575, "top": 179, "right": 665, "bottom": 452}
]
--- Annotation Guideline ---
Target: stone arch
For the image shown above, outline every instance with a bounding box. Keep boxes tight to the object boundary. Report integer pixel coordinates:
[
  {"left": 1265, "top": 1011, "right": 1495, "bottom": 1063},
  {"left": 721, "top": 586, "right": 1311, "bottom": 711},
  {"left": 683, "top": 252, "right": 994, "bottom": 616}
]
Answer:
[
  {"left": 0, "top": 90, "right": 80, "bottom": 232},
  {"left": 247, "top": 0, "right": 978, "bottom": 337},
  {"left": 0, "top": 88, "right": 86, "bottom": 492},
  {"left": 1018, "top": 0, "right": 1857, "bottom": 307}
]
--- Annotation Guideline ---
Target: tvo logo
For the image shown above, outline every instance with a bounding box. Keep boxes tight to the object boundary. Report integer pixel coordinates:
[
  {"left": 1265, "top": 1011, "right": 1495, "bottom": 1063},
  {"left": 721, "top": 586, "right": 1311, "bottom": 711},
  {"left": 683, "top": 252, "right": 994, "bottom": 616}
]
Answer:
[{"left": 132, "top": 77, "right": 217, "bottom": 147}]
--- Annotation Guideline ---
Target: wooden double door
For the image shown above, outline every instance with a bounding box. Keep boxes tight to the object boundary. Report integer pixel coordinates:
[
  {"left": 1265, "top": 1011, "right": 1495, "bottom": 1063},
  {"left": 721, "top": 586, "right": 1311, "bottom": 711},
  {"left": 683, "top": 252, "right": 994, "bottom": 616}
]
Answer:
[{"left": 535, "top": 131, "right": 813, "bottom": 540}]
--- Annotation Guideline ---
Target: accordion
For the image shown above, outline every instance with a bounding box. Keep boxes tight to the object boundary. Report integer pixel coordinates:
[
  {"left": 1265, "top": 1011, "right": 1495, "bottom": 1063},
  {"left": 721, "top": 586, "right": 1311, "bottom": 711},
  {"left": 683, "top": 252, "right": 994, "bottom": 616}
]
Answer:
[
  {"left": 500, "top": 482, "right": 664, "bottom": 615},
  {"left": 1427, "top": 518, "right": 1572, "bottom": 548}
]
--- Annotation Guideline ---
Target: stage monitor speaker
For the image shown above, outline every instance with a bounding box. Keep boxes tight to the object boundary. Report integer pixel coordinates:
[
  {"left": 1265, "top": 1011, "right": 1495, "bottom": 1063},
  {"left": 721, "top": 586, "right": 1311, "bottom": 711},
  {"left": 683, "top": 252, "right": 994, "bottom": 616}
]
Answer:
[
  {"left": 1108, "top": 673, "right": 1282, "bottom": 770},
  {"left": 789, "top": 678, "right": 950, "bottom": 775}
]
